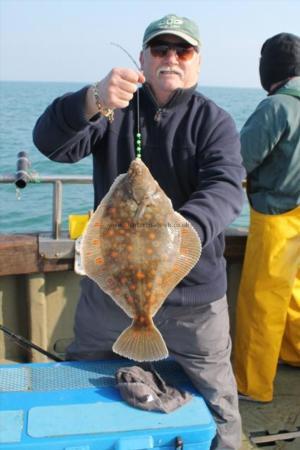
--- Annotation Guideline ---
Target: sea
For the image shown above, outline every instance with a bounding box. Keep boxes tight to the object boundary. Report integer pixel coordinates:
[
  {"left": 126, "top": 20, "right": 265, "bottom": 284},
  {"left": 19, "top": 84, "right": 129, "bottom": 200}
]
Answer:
[{"left": 0, "top": 81, "right": 265, "bottom": 234}]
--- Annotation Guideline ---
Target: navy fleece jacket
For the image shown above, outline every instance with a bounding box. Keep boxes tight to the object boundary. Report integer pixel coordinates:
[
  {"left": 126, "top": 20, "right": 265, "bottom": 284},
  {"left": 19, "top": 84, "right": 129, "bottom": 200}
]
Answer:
[{"left": 33, "top": 84, "right": 244, "bottom": 305}]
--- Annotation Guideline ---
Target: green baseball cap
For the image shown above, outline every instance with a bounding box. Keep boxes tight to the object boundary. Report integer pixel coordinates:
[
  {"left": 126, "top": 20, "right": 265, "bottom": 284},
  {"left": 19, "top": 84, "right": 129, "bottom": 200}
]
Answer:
[{"left": 143, "top": 14, "right": 200, "bottom": 48}]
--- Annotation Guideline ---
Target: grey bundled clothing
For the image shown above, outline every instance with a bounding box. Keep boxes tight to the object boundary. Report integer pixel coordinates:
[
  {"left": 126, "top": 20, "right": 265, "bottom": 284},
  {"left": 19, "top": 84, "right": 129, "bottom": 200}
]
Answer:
[{"left": 115, "top": 366, "right": 192, "bottom": 413}]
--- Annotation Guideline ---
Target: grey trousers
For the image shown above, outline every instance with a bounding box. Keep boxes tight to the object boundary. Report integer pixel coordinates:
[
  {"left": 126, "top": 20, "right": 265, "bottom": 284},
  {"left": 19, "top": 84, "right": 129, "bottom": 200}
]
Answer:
[{"left": 67, "top": 278, "right": 241, "bottom": 450}]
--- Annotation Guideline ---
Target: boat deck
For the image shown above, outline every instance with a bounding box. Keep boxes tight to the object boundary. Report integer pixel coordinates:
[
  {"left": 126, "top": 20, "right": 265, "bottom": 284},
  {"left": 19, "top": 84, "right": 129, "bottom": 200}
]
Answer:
[{"left": 240, "top": 364, "right": 300, "bottom": 449}]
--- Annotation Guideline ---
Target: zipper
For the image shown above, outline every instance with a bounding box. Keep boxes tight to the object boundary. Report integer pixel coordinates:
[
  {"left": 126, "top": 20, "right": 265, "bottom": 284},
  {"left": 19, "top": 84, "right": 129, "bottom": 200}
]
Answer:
[
  {"left": 154, "top": 108, "right": 166, "bottom": 122},
  {"left": 143, "top": 83, "right": 181, "bottom": 123}
]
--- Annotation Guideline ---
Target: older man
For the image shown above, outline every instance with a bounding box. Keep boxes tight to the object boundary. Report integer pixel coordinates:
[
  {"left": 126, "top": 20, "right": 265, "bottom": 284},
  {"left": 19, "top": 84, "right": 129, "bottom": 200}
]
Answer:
[{"left": 33, "top": 14, "right": 244, "bottom": 449}]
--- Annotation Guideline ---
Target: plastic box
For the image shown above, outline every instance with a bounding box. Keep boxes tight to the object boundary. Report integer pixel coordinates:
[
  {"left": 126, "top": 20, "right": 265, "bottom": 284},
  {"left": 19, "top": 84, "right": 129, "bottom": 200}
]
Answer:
[{"left": 0, "top": 359, "right": 216, "bottom": 449}]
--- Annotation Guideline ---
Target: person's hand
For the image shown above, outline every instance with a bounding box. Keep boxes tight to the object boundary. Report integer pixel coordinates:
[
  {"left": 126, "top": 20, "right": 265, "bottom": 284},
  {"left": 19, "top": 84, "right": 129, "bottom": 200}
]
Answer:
[
  {"left": 97, "top": 68, "right": 145, "bottom": 109},
  {"left": 85, "top": 68, "right": 145, "bottom": 120}
]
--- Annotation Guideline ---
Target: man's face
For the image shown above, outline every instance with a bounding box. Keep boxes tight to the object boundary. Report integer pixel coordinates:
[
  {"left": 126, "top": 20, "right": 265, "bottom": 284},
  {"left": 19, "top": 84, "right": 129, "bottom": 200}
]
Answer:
[{"left": 140, "top": 34, "right": 201, "bottom": 104}]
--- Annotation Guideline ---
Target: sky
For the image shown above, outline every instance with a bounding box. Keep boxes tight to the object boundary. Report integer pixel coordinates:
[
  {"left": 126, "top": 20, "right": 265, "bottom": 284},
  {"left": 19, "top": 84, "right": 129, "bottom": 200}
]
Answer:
[{"left": 0, "top": 0, "right": 299, "bottom": 88}]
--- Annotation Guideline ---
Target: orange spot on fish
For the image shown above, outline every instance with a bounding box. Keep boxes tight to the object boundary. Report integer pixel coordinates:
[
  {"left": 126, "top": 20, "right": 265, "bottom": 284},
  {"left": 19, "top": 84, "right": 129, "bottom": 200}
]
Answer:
[
  {"left": 146, "top": 248, "right": 153, "bottom": 255},
  {"left": 92, "top": 239, "right": 100, "bottom": 245},
  {"left": 148, "top": 232, "right": 156, "bottom": 240},
  {"left": 95, "top": 257, "right": 104, "bottom": 265},
  {"left": 136, "top": 271, "right": 145, "bottom": 280},
  {"left": 129, "top": 284, "right": 136, "bottom": 291},
  {"left": 107, "top": 229, "right": 114, "bottom": 237},
  {"left": 127, "top": 245, "right": 133, "bottom": 252},
  {"left": 123, "top": 222, "right": 130, "bottom": 229},
  {"left": 114, "top": 287, "right": 121, "bottom": 294},
  {"left": 94, "top": 222, "right": 101, "bottom": 227},
  {"left": 121, "top": 277, "right": 127, "bottom": 284},
  {"left": 147, "top": 282, "right": 153, "bottom": 288},
  {"left": 126, "top": 295, "right": 134, "bottom": 303},
  {"left": 111, "top": 251, "right": 118, "bottom": 258}
]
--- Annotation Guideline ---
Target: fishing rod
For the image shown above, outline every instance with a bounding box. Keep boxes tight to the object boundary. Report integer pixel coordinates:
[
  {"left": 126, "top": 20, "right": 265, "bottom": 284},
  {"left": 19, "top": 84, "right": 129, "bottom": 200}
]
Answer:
[{"left": 0, "top": 324, "right": 64, "bottom": 362}]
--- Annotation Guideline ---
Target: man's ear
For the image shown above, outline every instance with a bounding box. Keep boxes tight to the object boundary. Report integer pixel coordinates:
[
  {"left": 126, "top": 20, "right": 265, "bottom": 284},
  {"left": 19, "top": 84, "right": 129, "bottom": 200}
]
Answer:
[{"left": 139, "top": 51, "right": 144, "bottom": 69}]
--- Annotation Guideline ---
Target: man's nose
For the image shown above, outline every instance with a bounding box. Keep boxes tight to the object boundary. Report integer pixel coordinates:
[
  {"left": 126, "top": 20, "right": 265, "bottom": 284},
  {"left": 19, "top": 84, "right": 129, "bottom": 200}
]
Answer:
[{"left": 164, "top": 48, "right": 179, "bottom": 61}]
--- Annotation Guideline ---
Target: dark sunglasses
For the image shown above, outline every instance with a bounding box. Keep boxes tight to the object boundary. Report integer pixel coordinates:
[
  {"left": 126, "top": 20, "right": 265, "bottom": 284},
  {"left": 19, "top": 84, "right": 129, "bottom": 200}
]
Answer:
[{"left": 148, "top": 42, "right": 198, "bottom": 61}]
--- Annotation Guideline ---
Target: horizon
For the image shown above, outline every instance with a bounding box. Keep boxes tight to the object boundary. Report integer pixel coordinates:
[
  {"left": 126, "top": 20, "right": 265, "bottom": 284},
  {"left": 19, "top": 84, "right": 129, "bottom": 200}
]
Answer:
[
  {"left": 0, "top": 79, "right": 264, "bottom": 90},
  {"left": 0, "top": 0, "right": 299, "bottom": 89}
]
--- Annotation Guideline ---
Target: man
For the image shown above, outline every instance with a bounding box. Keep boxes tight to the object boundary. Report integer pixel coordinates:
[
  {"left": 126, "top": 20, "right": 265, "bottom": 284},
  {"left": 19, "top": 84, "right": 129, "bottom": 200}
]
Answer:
[
  {"left": 33, "top": 14, "right": 244, "bottom": 449},
  {"left": 233, "top": 33, "right": 300, "bottom": 403}
]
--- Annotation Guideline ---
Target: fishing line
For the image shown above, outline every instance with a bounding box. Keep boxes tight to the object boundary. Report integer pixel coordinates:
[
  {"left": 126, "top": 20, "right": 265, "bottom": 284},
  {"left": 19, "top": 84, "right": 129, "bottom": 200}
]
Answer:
[{"left": 110, "top": 42, "right": 142, "bottom": 159}]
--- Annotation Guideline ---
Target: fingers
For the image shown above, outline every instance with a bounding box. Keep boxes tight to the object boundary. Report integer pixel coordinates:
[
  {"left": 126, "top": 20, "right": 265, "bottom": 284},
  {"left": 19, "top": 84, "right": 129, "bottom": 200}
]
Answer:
[{"left": 96, "top": 68, "right": 145, "bottom": 110}]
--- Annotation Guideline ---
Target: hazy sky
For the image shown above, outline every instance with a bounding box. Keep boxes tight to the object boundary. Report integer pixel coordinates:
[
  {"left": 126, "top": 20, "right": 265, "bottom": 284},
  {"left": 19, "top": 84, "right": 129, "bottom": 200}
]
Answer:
[{"left": 1, "top": 0, "right": 299, "bottom": 88}]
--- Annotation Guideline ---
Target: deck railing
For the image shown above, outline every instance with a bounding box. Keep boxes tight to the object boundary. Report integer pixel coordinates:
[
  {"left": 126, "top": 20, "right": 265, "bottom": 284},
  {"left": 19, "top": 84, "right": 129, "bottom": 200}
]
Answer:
[
  {"left": 0, "top": 152, "right": 92, "bottom": 239},
  {"left": 0, "top": 151, "right": 247, "bottom": 241}
]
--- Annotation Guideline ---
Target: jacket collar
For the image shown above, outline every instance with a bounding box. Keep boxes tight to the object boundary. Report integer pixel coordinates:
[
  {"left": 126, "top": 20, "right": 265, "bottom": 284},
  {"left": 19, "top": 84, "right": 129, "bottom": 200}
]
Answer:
[
  {"left": 271, "top": 76, "right": 300, "bottom": 98},
  {"left": 140, "top": 83, "right": 197, "bottom": 110}
]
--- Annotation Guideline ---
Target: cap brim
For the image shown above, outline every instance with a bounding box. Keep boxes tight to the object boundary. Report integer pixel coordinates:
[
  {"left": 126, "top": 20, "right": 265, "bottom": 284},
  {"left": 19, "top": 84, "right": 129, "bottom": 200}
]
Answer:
[{"left": 143, "top": 30, "right": 199, "bottom": 48}]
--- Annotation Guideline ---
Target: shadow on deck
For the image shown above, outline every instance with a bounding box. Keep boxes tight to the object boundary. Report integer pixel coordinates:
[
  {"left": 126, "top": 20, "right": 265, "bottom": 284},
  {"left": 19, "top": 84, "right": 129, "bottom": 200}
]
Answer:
[{"left": 240, "top": 364, "right": 300, "bottom": 449}]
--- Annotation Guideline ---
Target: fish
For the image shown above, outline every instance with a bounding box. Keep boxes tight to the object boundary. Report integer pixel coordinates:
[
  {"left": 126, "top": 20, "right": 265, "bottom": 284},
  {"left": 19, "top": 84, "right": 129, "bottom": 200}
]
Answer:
[{"left": 81, "top": 158, "right": 201, "bottom": 362}]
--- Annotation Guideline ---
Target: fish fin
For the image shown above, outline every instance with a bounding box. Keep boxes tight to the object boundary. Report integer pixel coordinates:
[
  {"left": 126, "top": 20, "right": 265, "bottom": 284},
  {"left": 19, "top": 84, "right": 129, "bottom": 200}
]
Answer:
[
  {"left": 151, "top": 212, "right": 202, "bottom": 316},
  {"left": 80, "top": 203, "right": 106, "bottom": 279},
  {"left": 112, "top": 319, "right": 168, "bottom": 362},
  {"left": 173, "top": 210, "right": 202, "bottom": 272},
  {"left": 80, "top": 197, "right": 137, "bottom": 318}
]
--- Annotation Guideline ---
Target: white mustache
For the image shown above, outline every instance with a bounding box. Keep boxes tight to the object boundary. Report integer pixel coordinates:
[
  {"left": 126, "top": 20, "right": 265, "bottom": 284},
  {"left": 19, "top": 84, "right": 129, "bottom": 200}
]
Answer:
[{"left": 156, "top": 66, "right": 183, "bottom": 78}]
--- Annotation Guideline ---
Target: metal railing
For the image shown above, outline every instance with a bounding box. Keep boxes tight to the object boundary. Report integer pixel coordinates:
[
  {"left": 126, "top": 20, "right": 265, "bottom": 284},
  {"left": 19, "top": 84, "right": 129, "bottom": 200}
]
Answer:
[
  {"left": 0, "top": 152, "right": 247, "bottom": 240},
  {"left": 0, "top": 152, "right": 92, "bottom": 239}
]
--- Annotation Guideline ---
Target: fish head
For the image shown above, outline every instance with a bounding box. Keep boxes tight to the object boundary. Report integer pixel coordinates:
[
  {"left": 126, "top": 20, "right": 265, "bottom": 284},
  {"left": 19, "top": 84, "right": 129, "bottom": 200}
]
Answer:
[{"left": 127, "top": 158, "right": 158, "bottom": 204}]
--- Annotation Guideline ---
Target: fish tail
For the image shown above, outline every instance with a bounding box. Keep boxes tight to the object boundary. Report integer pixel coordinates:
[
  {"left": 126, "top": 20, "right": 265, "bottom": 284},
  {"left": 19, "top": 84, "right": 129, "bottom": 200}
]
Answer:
[{"left": 112, "top": 319, "right": 168, "bottom": 362}]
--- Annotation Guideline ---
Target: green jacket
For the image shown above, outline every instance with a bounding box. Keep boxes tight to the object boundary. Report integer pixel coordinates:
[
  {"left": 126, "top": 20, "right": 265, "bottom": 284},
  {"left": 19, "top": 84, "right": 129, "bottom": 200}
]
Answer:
[{"left": 241, "top": 77, "right": 300, "bottom": 214}]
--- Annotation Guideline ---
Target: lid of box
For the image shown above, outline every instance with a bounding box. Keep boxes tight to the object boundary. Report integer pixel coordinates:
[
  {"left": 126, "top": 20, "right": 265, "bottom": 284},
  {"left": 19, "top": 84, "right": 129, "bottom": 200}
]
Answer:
[{"left": 28, "top": 397, "right": 211, "bottom": 438}]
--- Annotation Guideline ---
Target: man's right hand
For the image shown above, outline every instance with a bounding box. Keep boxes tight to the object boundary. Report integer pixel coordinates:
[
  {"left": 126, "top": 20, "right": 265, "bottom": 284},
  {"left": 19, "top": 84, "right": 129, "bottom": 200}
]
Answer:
[{"left": 85, "top": 68, "right": 145, "bottom": 120}]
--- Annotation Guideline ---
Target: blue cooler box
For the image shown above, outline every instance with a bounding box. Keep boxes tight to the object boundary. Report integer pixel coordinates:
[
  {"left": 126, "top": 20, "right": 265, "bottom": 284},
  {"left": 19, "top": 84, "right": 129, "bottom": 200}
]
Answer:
[{"left": 0, "top": 359, "right": 216, "bottom": 449}]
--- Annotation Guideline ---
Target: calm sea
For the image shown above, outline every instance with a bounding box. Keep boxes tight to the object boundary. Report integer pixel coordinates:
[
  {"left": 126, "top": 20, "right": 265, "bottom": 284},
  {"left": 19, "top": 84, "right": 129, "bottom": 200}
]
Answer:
[{"left": 0, "top": 81, "right": 264, "bottom": 234}]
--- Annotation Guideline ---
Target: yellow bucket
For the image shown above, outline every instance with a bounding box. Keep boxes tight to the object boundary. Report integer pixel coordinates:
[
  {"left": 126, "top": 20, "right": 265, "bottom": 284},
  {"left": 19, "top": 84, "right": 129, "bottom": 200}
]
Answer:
[{"left": 68, "top": 214, "right": 90, "bottom": 239}]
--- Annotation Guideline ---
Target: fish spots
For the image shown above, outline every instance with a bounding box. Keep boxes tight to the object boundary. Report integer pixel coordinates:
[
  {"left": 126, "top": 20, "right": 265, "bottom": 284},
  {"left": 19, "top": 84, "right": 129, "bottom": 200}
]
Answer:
[
  {"left": 136, "top": 271, "right": 145, "bottom": 280},
  {"left": 95, "top": 257, "right": 104, "bottom": 265},
  {"left": 81, "top": 158, "right": 201, "bottom": 361},
  {"left": 106, "top": 277, "right": 117, "bottom": 289},
  {"left": 108, "top": 207, "right": 117, "bottom": 216},
  {"left": 125, "top": 294, "right": 134, "bottom": 303},
  {"left": 181, "top": 247, "right": 189, "bottom": 256}
]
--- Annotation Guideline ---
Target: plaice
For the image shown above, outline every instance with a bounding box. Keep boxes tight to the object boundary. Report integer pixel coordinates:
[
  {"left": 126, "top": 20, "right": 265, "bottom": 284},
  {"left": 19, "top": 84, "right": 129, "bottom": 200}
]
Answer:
[{"left": 81, "top": 158, "right": 201, "bottom": 362}]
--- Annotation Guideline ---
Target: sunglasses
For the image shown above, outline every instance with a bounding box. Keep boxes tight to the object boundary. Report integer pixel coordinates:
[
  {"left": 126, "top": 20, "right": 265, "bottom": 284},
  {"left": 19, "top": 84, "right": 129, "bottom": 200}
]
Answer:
[{"left": 148, "top": 42, "right": 198, "bottom": 61}]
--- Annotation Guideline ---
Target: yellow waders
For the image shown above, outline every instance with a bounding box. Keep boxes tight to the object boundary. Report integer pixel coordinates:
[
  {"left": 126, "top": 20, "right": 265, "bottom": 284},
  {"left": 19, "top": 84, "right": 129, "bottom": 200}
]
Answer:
[{"left": 233, "top": 206, "right": 300, "bottom": 402}]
